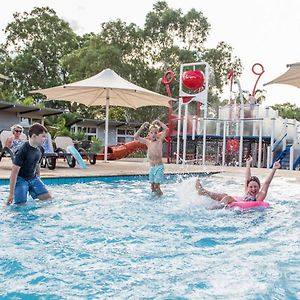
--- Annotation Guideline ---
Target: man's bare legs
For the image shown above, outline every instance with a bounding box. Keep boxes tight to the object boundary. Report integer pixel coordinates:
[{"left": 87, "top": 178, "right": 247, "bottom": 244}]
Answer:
[{"left": 195, "top": 179, "right": 235, "bottom": 205}]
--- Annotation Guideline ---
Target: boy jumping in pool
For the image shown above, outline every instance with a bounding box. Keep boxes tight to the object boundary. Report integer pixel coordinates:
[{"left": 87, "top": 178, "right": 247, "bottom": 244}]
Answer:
[
  {"left": 7, "top": 123, "right": 52, "bottom": 205},
  {"left": 134, "top": 119, "right": 168, "bottom": 196},
  {"left": 195, "top": 156, "right": 281, "bottom": 207}
]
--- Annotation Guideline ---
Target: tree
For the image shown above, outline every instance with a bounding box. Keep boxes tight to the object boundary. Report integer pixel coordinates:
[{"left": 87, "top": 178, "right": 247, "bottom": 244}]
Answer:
[
  {"left": 142, "top": 1, "right": 242, "bottom": 116},
  {"left": 253, "top": 89, "right": 266, "bottom": 104},
  {"left": 1, "top": 7, "right": 79, "bottom": 100},
  {"left": 271, "top": 103, "right": 300, "bottom": 121},
  {"left": 0, "top": 46, "right": 15, "bottom": 101},
  {"left": 61, "top": 21, "right": 162, "bottom": 119},
  {"left": 202, "top": 42, "right": 242, "bottom": 91},
  {"left": 61, "top": 1, "right": 241, "bottom": 120},
  {"left": 1, "top": 2, "right": 242, "bottom": 122},
  {"left": 144, "top": 1, "right": 210, "bottom": 68}
]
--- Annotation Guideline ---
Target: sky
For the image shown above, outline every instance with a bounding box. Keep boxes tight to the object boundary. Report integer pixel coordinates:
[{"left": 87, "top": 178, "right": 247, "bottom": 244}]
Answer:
[{"left": 1, "top": 0, "right": 300, "bottom": 106}]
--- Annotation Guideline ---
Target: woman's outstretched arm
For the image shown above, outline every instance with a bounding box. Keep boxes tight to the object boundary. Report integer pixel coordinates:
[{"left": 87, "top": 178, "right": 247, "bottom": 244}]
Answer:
[
  {"left": 257, "top": 161, "right": 281, "bottom": 201},
  {"left": 244, "top": 156, "right": 253, "bottom": 193}
]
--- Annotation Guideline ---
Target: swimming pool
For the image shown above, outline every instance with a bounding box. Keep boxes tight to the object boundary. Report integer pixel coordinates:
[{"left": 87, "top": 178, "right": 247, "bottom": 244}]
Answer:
[{"left": 0, "top": 174, "right": 299, "bottom": 299}]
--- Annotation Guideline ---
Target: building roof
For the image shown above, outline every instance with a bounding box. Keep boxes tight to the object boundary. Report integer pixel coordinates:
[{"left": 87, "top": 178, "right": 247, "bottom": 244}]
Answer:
[
  {"left": 0, "top": 100, "right": 64, "bottom": 117},
  {"left": 68, "top": 118, "right": 142, "bottom": 128}
]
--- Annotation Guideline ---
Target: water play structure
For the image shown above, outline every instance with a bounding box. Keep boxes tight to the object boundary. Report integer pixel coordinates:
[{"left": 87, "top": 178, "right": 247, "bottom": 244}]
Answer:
[
  {"left": 94, "top": 62, "right": 300, "bottom": 169},
  {"left": 170, "top": 62, "right": 300, "bottom": 170}
]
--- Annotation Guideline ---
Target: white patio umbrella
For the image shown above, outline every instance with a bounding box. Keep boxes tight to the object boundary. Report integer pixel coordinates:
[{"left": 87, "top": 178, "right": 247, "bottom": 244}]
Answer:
[
  {"left": 31, "top": 68, "right": 174, "bottom": 161},
  {"left": 264, "top": 62, "right": 300, "bottom": 89}
]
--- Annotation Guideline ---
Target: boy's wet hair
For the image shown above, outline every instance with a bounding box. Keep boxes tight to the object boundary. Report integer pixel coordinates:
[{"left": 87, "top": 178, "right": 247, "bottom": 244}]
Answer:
[
  {"left": 28, "top": 123, "right": 48, "bottom": 137},
  {"left": 247, "top": 176, "right": 261, "bottom": 187},
  {"left": 149, "top": 124, "right": 159, "bottom": 131}
]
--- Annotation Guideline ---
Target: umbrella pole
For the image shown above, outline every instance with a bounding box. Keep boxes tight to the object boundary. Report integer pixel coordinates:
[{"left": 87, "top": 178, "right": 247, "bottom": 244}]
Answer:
[{"left": 104, "top": 91, "right": 109, "bottom": 162}]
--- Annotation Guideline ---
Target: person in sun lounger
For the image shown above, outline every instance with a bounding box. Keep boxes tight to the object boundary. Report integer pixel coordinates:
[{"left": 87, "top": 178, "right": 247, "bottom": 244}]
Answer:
[{"left": 5, "top": 124, "right": 26, "bottom": 155}]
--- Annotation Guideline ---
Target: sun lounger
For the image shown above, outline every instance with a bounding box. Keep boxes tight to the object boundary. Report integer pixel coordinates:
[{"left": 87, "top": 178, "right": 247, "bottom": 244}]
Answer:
[
  {"left": 53, "top": 136, "right": 77, "bottom": 168},
  {"left": 54, "top": 136, "right": 96, "bottom": 166},
  {"left": 40, "top": 133, "right": 58, "bottom": 170}
]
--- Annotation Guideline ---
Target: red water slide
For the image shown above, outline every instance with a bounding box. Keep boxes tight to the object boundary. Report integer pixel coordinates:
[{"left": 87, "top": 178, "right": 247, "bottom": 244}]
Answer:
[{"left": 97, "top": 140, "right": 147, "bottom": 160}]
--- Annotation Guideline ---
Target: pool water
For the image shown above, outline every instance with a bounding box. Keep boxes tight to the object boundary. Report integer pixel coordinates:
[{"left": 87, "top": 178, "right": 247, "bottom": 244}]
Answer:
[{"left": 0, "top": 174, "right": 299, "bottom": 299}]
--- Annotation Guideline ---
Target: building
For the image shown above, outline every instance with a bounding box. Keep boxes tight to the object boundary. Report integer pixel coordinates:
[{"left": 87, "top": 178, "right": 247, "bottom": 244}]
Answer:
[
  {"left": 0, "top": 100, "right": 64, "bottom": 131},
  {"left": 68, "top": 118, "right": 142, "bottom": 145}
]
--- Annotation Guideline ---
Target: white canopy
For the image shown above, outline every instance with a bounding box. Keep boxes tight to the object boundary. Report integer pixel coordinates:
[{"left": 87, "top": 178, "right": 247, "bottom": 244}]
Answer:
[
  {"left": 264, "top": 62, "right": 300, "bottom": 89},
  {"left": 31, "top": 68, "right": 174, "bottom": 161},
  {"left": 32, "top": 68, "right": 174, "bottom": 108}
]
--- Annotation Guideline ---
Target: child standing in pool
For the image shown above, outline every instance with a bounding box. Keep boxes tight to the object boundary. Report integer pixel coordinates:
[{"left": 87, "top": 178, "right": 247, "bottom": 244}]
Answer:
[
  {"left": 134, "top": 119, "right": 168, "bottom": 196},
  {"left": 195, "top": 156, "right": 281, "bottom": 206},
  {"left": 7, "top": 123, "right": 52, "bottom": 205}
]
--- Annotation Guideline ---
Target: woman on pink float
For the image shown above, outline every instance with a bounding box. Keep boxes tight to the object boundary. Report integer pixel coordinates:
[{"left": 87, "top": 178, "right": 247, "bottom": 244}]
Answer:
[{"left": 195, "top": 156, "right": 281, "bottom": 208}]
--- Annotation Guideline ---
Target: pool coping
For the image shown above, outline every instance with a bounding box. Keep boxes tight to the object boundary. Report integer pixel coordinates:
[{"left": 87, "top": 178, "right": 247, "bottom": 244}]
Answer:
[
  {"left": 1, "top": 157, "right": 299, "bottom": 186},
  {"left": 0, "top": 171, "right": 221, "bottom": 185}
]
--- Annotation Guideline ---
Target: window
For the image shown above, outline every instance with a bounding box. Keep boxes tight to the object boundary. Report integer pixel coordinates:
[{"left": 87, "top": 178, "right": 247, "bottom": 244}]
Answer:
[
  {"left": 79, "top": 126, "right": 97, "bottom": 139},
  {"left": 116, "top": 127, "right": 135, "bottom": 144},
  {"left": 117, "top": 129, "right": 126, "bottom": 135},
  {"left": 88, "top": 128, "right": 96, "bottom": 134},
  {"left": 32, "top": 118, "right": 42, "bottom": 124},
  {"left": 117, "top": 137, "right": 126, "bottom": 144},
  {"left": 19, "top": 117, "right": 43, "bottom": 127},
  {"left": 127, "top": 129, "right": 134, "bottom": 135},
  {"left": 19, "top": 117, "right": 31, "bottom": 126},
  {"left": 71, "top": 125, "right": 97, "bottom": 140}
]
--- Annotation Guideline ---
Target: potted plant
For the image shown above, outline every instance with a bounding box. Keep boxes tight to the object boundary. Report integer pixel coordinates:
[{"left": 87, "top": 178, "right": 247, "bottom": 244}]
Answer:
[
  {"left": 90, "top": 136, "right": 103, "bottom": 154},
  {"left": 85, "top": 137, "right": 102, "bottom": 164}
]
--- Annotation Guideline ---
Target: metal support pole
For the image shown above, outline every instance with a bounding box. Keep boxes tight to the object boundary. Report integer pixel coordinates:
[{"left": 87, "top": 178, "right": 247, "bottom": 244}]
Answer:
[
  {"left": 236, "top": 79, "right": 244, "bottom": 167},
  {"left": 176, "top": 99, "right": 182, "bottom": 164},
  {"left": 197, "top": 118, "right": 201, "bottom": 135},
  {"left": 258, "top": 119, "right": 263, "bottom": 168},
  {"left": 216, "top": 121, "right": 220, "bottom": 135},
  {"left": 202, "top": 109, "right": 207, "bottom": 166},
  {"left": 182, "top": 104, "right": 188, "bottom": 163},
  {"left": 192, "top": 116, "right": 196, "bottom": 140},
  {"left": 283, "top": 118, "right": 287, "bottom": 150},
  {"left": 267, "top": 146, "right": 271, "bottom": 169},
  {"left": 293, "top": 119, "right": 298, "bottom": 142},
  {"left": 290, "top": 119, "right": 298, "bottom": 170},
  {"left": 239, "top": 119, "right": 244, "bottom": 167},
  {"left": 104, "top": 94, "right": 109, "bottom": 162},
  {"left": 222, "top": 120, "right": 226, "bottom": 166},
  {"left": 270, "top": 118, "right": 275, "bottom": 167},
  {"left": 289, "top": 146, "right": 294, "bottom": 170}
]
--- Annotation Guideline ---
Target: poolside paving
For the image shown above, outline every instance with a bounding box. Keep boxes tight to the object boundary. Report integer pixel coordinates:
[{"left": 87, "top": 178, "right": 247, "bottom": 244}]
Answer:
[{"left": 1, "top": 157, "right": 300, "bottom": 182}]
